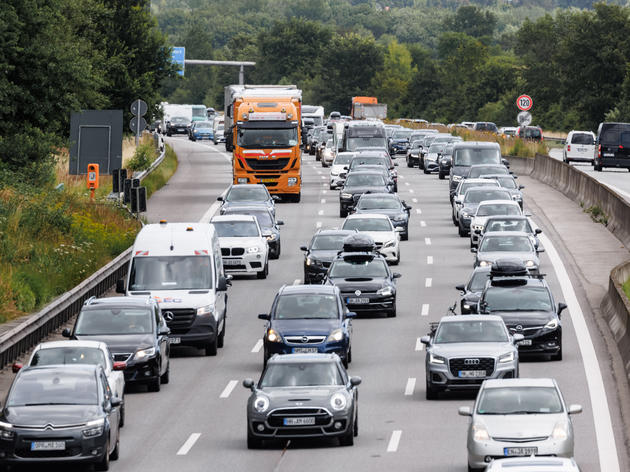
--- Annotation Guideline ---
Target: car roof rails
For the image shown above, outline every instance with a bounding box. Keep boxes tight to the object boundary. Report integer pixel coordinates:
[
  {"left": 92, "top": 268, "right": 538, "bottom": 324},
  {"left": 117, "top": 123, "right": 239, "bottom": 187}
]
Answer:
[
  {"left": 342, "top": 233, "right": 376, "bottom": 253},
  {"left": 83, "top": 296, "right": 98, "bottom": 306}
]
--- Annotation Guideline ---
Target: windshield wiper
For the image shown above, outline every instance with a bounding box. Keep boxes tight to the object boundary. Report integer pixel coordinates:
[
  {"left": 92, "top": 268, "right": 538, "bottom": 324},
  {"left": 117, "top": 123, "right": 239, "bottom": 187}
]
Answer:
[{"left": 500, "top": 410, "right": 540, "bottom": 415}]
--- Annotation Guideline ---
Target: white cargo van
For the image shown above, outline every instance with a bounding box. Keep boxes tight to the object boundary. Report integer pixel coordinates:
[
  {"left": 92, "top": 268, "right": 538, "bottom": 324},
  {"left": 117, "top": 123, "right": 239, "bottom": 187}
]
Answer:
[{"left": 117, "top": 221, "right": 230, "bottom": 356}]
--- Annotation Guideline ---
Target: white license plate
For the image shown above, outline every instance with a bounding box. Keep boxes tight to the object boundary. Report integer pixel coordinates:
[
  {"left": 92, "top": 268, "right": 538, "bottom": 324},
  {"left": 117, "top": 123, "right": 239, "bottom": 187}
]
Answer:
[
  {"left": 293, "top": 347, "right": 318, "bottom": 354},
  {"left": 347, "top": 297, "right": 369, "bottom": 304},
  {"left": 31, "top": 441, "right": 65, "bottom": 451},
  {"left": 517, "top": 339, "right": 533, "bottom": 346},
  {"left": 504, "top": 447, "right": 537, "bottom": 456},
  {"left": 284, "top": 417, "right": 316, "bottom": 426},
  {"left": 169, "top": 337, "right": 181, "bottom": 344},
  {"left": 577, "top": 147, "right": 587, "bottom": 152},
  {"left": 223, "top": 259, "right": 241, "bottom": 266},
  {"left": 458, "top": 370, "right": 486, "bottom": 378},
  {"left": 177, "top": 128, "right": 185, "bottom": 132}
]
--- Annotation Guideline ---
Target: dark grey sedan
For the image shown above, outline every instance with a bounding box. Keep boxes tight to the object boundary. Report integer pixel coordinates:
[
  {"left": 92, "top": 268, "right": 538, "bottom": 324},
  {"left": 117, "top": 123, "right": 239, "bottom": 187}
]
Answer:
[
  {"left": 243, "top": 353, "right": 361, "bottom": 448},
  {"left": 354, "top": 193, "right": 411, "bottom": 240}
]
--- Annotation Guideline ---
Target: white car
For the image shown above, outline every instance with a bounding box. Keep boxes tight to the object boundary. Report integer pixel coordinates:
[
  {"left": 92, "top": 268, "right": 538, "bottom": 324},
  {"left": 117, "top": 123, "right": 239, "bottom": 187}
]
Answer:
[
  {"left": 321, "top": 138, "right": 337, "bottom": 167},
  {"left": 499, "top": 127, "right": 517, "bottom": 138},
  {"left": 470, "top": 200, "right": 522, "bottom": 248},
  {"left": 330, "top": 152, "right": 355, "bottom": 189},
  {"left": 563, "top": 130, "right": 595, "bottom": 164},
  {"left": 341, "top": 213, "right": 402, "bottom": 264},
  {"left": 211, "top": 215, "right": 269, "bottom": 279},
  {"left": 16, "top": 340, "right": 127, "bottom": 426},
  {"left": 484, "top": 457, "right": 581, "bottom": 472}
]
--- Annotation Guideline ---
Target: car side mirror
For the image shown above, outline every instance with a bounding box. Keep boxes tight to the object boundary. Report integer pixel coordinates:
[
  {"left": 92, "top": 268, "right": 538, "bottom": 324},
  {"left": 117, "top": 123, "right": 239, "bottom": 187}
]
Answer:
[
  {"left": 455, "top": 284, "right": 465, "bottom": 292},
  {"left": 11, "top": 362, "right": 23, "bottom": 373},
  {"left": 300, "top": 246, "right": 308, "bottom": 252},
  {"left": 420, "top": 335, "right": 431, "bottom": 345},
  {"left": 558, "top": 303, "right": 567, "bottom": 315},
  {"left": 568, "top": 404, "right": 583, "bottom": 415},
  {"left": 243, "top": 378, "right": 255, "bottom": 391},
  {"left": 537, "top": 247, "right": 545, "bottom": 253},
  {"left": 272, "top": 195, "right": 280, "bottom": 201},
  {"left": 349, "top": 376, "right": 362, "bottom": 386},
  {"left": 62, "top": 328, "right": 71, "bottom": 338},
  {"left": 455, "top": 197, "right": 462, "bottom": 204},
  {"left": 535, "top": 228, "right": 542, "bottom": 234},
  {"left": 113, "top": 361, "right": 126, "bottom": 371},
  {"left": 110, "top": 397, "right": 122, "bottom": 408},
  {"left": 470, "top": 248, "right": 477, "bottom": 253},
  {"left": 159, "top": 327, "right": 170, "bottom": 336},
  {"left": 216, "top": 196, "right": 224, "bottom": 201},
  {"left": 458, "top": 406, "right": 472, "bottom": 417},
  {"left": 116, "top": 279, "right": 126, "bottom": 294},
  {"left": 345, "top": 312, "right": 357, "bottom": 319},
  {"left": 343, "top": 166, "right": 348, "bottom": 170},
  {"left": 501, "top": 158, "right": 510, "bottom": 167},
  {"left": 276, "top": 220, "right": 284, "bottom": 226},
  {"left": 519, "top": 185, "right": 525, "bottom": 190},
  {"left": 393, "top": 272, "right": 402, "bottom": 279},
  {"left": 512, "top": 333, "right": 525, "bottom": 343},
  {"left": 217, "top": 276, "right": 230, "bottom": 291},
  {"left": 258, "top": 313, "right": 270, "bottom": 320}
]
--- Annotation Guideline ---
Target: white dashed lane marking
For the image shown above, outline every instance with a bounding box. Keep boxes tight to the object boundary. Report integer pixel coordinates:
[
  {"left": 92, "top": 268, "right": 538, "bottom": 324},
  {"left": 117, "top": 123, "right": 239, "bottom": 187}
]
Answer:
[
  {"left": 427, "top": 256, "right": 433, "bottom": 265},
  {"left": 176, "top": 433, "right": 201, "bottom": 456},
  {"left": 316, "top": 221, "right": 322, "bottom": 228},
  {"left": 424, "top": 237, "right": 431, "bottom": 245},
  {"left": 416, "top": 209, "right": 422, "bottom": 215},
  {"left": 219, "top": 380, "right": 238, "bottom": 399},
  {"left": 425, "top": 278, "right": 432, "bottom": 288},
  {"left": 387, "top": 430, "right": 402, "bottom": 452},
  {"left": 318, "top": 210, "right": 324, "bottom": 216},
  {"left": 251, "top": 339, "right": 263, "bottom": 353},
  {"left": 415, "top": 338, "right": 424, "bottom": 351},
  {"left": 404, "top": 378, "right": 416, "bottom": 396},
  {"left": 421, "top": 304, "right": 429, "bottom": 316},
  {"left": 420, "top": 221, "right": 426, "bottom": 227}
]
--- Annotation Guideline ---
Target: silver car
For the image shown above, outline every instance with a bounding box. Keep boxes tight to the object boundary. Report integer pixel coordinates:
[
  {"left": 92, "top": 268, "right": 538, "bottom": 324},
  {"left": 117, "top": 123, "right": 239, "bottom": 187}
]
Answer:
[
  {"left": 421, "top": 315, "right": 521, "bottom": 399},
  {"left": 469, "top": 200, "right": 523, "bottom": 248},
  {"left": 459, "top": 378, "right": 582, "bottom": 471},
  {"left": 484, "top": 457, "right": 581, "bottom": 472},
  {"left": 472, "top": 231, "right": 543, "bottom": 272}
]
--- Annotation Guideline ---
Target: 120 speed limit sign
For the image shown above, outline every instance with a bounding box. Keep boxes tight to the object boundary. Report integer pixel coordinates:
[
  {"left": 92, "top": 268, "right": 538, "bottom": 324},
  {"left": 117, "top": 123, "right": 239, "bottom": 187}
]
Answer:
[{"left": 516, "top": 95, "right": 533, "bottom": 111}]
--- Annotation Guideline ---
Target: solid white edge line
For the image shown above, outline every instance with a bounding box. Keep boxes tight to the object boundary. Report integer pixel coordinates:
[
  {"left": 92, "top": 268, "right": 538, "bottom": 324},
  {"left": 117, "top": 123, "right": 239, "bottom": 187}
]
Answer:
[
  {"left": 425, "top": 278, "right": 432, "bottom": 288},
  {"left": 404, "top": 377, "right": 416, "bottom": 396},
  {"left": 535, "top": 225, "right": 620, "bottom": 472},
  {"left": 199, "top": 201, "right": 221, "bottom": 224},
  {"left": 176, "top": 433, "right": 201, "bottom": 455},
  {"left": 251, "top": 339, "right": 263, "bottom": 353},
  {"left": 427, "top": 256, "right": 433, "bottom": 265},
  {"left": 415, "top": 337, "right": 424, "bottom": 351},
  {"left": 219, "top": 380, "right": 238, "bottom": 399},
  {"left": 421, "top": 304, "right": 429, "bottom": 316},
  {"left": 387, "top": 430, "right": 402, "bottom": 452}
]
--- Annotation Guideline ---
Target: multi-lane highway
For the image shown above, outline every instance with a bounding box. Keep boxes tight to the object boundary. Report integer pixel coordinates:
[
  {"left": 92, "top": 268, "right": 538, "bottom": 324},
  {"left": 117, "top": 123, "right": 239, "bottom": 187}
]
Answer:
[{"left": 103, "top": 137, "right": 625, "bottom": 471}]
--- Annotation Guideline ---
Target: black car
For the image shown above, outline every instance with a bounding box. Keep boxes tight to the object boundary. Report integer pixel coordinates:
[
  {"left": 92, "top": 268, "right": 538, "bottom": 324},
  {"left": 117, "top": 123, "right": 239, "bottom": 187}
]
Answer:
[
  {"left": 438, "top": 143, "right": 454, "bottom": 179},
  {"left": 455, "top": 266, "right": 491, "bottom": 314},
  {"left": 449, "top": 142, "right": 504, "bottom": 202},
  {"left": 258, "top": 285, "right": 356, "bottom": 367},
  {"left": 301, "top": 229, "right": 356, "bottom": 284},
  {"left": 0, "top": 365, "right": 120, "bottom": 470},
  {"left": 473, "top": 122, "right": 498, "bottom": 133},
  {"left": 221, "top": 205, "right": 284, "bottom": 259},
  {"left": 457, "top": 187, "right": 512, "bottom": 237},
  {"left": 594, "top": 122, "right": 630, "bottom": 171},
  {"left": 406, "top": 140, "right": 423, "bottom": 167},
  {"left": 166, "top": 116, "right": 189, "bottom": 136},
  {"left": 324, "top": 235, "right": 401, "bottom": 317},
  {"left": 353, "top": 192, "right": 411, "bottom": 240},
  {"left": 63, "top": 297, "right": 171, "bottom": 392},
  {"left": 478, "top": 260, "right": 566, "bottom": 360},
  {"left": 243, "top": 353, "right": 360, "bottom": 448},
  {"left": 339, "top": 171, "right": 392, "bottom": 218},
  {"left": 389, "top": 128, "right": 413, "bottom": 155}
]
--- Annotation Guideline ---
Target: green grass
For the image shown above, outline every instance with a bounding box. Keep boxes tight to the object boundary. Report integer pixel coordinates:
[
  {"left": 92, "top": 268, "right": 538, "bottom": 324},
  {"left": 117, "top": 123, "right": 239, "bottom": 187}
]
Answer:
[
  {"left": 142, "top": 144, "right": 178, "bottom": 198},
  {"left": 623, "top": 279, "right": 630, "bottom": 301}
]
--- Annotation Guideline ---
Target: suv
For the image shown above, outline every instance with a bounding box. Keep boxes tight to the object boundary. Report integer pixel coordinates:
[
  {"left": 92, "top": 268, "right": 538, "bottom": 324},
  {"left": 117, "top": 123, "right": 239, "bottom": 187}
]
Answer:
[
  {"left": 517, "top": 125, "right": 543, "bottom": 141},
  {"left": 477, "top": 260, "right": 566, "bottom": 360},
  {"left": 593, "top": 122, "right": 630, "bottom": 171},
  {"left": 449, "top": 142, "right": 504, "bottom": 202},
  {"left": 473, "top": 122, "right": 498, "bottom": 133},
  {"left": 421, "top": 315, "right": 520, "bottom": 399},
  {"left": 563, "top": 130, "right": 595, "bottom": 164}
]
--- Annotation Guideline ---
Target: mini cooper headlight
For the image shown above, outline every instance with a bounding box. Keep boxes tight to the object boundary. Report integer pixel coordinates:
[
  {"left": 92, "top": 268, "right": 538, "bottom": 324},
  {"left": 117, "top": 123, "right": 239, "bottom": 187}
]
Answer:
[
  {"left": 254, "top": 395, "right": 270, "bottom": 413},
  {"left": 330, "top": 392, "right": 347, "bottom": 411}
]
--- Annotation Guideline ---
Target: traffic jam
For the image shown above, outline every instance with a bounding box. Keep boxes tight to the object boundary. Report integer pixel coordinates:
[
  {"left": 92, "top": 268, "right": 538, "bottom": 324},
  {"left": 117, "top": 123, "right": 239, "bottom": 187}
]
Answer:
[{"left": 1, "top": 90, "right": 584, "bottom": 472}]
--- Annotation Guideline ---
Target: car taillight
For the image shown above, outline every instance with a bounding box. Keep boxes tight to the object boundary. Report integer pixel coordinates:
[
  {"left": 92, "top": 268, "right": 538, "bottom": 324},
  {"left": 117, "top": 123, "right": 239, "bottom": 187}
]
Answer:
[
  {"left": 598, "top": 144, "right": 602, "bottom": 158},
  {"left": 567, "top": 145, "right": 571, "bottom": 152}
]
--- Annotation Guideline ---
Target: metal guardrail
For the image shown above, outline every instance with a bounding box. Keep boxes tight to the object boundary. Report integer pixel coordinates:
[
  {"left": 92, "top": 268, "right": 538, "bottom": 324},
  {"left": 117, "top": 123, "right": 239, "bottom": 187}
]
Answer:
[{"left": 0, "top": 133, "right": 166, "bottom": 368}]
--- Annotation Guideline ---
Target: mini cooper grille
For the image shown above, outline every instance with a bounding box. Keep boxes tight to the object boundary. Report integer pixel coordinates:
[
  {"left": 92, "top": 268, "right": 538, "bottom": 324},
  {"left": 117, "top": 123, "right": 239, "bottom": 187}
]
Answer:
[
  {"left": 268, "top": 408, "right": 331, "bottom": 427},
  {"left": 449, "top": 357, "right": 495, "bottom": 377}
]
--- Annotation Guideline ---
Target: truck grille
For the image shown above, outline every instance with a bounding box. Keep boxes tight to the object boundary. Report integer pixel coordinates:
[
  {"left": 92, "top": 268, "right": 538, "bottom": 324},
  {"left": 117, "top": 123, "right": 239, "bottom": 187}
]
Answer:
[
  {"left": 245, "top": 158, "right": 290, "bottom": 171},
  {"left": 163, "top": 308, "right": 196, "bottom": 333},
  {"left": 449, "top": 357, "right": 495, "bottom": 377}
]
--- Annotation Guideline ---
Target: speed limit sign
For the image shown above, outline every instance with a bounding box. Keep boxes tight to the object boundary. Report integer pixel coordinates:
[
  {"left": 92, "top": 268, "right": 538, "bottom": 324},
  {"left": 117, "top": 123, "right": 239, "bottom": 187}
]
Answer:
[{"left": 516, "top": 95, "right": 533, "bottom": 111}]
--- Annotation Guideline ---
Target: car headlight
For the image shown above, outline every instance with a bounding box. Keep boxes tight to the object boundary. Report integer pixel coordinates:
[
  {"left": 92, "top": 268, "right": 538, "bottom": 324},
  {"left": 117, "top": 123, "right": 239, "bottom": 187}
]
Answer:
[
  {"left": 341, "top": 193, "right": 353, "bottom": 199},
  {"left": 498, "top": 352, "right": 515, "bottom": 363},
  {"left": 472, "top": 423, "right": 490, "bottom": 441},
  {"left": 288, "top": 177, "right": 298, "bottom": 185},
  {"left": 383, "top": 239, "right": 396, "bottom": 248},
  {"left": 266, "top": 233, "right": 277, "bottom": 241},
  {"left": 248, "top": 246, "right": 260, "bottom": 253},
  {"left": 453, "top": 175, "right": 462, "bottom": 181},
  {"left": 254, "top": 395, "right": 270, "bottom": 413},
  {"left": 429, "top": 353, "right": 446, "bottom": 365},
  {"left": 544, "top": 319, "right": 559, "bottom": 330},
  {"left": 134, "top": 347, "right": 156, "bottom": 360},
  {"left": 551, "top": 421, "right": 569, "bottom": 440},
  {"left": 377, "top": 286, "right": 393, "bottom": 297},
  {"left": 327, "top": 329, "right": 344, "bottom": 342},
  {"left": 330, "top": 392, "right": 347, "bottom": 411},
  {"left": 461, "top": 211, "right": 470, "bottom": 218},
  {"left": 0, "top": 421, "right": 14, "bottom": 440},
  {"left": 82, "top": 418, "right": 104, "bottom": 438},
  {"left": 478, "top": 260, "right": 492, "bottom": 267},
  {"left": 267, "top": 329, "right": 282, "bottom": 343},
  {"left": 525, "top": 260, "right": 536, "bottom": 268},
  {"left": 197, "top": 304, "right": 213, "bottom": 315}
]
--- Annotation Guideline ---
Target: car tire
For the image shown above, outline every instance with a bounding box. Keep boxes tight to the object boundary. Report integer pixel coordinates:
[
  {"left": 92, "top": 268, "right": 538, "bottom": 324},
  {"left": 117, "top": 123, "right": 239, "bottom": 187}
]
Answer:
[
  {"left": 419, "top": 159, "right": 424, "bottom": 170},
  {"left": 407, "top": 158, "right": 413, "bottom": 168},
  {"left": 391, "top": 252, "right": 400, "bottom": 265},
  {"left": 425, "top": 379, "right": 439, "bottom": 400},
  {"left": 342, "top": 354, "right": 349, "bottom": 369},
  {"left": 340, "top": 208, "right": 348, "bottom": 218},
  {"left": 148, "top": 375, "right": 161, "bottom": 392},
  {"left": 95, "top": 439, "right": 110, "bottom": 471},
  {"left": 247, "top": 430, "right": 264, "bottom": 449},
  {"left": 110, "top": 436, "right": 120, "bottom": 461},
  {"left": 339, "top": 418, "right": 354, "bottom": 446},
  {"left": 263, "top": 349, "right": 269, "bottom": 367},
  {"left": 119, "top": 396, "right": 125, "bottom": 427},
  {"left": 347, "top": 346, "right": 352, "bottom": 364},
  {"left": 387, "top": 302, "right": 397, "bottom": 318},
  {"left": 217, "top": 319, "right": 226, "bottom": 348},
  {"left": 594, "top": 163, "right": 602, "bottom": 171},
  {"left": 438, "top": 172, "right": 445, "bottom": 180},
  {"left": 468, "top": 465, "right": 484, "bottom": 472},
  {"left": 423, "top": 167, "right": 430, "bottom": 174},
  {"left": 353, "top": 407, "right": 358, "bottom": 437},
  {"left": 458, "top": 224, "right": 467, "bottom": 237},
  {"left": 452, "top": 213, "right": 458, "bottom": 226},
  {"left": 401, "top": 230, "right": 408, "bottom": 241},
  {"left": 205, "top": 338, "right": 218, "bottom": 356},
  {"left": 161, "top": 362, "right": 170, "bottom": 384},
  {"left": 256, "top": 261, "right": 268, "bottom": 279}
]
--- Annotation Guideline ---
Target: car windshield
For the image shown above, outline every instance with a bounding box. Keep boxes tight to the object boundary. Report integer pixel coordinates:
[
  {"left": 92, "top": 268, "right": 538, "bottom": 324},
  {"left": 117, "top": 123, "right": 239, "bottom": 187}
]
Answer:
[
  {"left": 393, "top": 129, "right": 413, "bottom": 139},
  {"left": 31, "top": 347, "right": 106, "bottom": 368},
  {"left": 345, "top": 174, "right": 386, "bottom": 187},
  {"left": 343, "top": 218, "right": 391, "bottom": 232},
  {"left": 261, "top": 362, "right": 343, "bottom": 388},
  {"left": 493, "top": 177, "right": 517, "bottom": 189},
  {"left": 477, "top": 387, "right": 563, "bottom": 415},
  {"left": 429, "top": 144, "right": 445, "bottom": 153},
  {"left": 469, "top": 166, "right": 508, "bottom": 178},
  {"left": 453, "top": 148, "right": 501, "bottom": 166},
  {"left": 480, "top": 236, "right": 532, "bottom": 252},
  {"left": 350, "top": 158, "right": 388, "bottom": 169},
  {"left": 435, "top": 320, "right": 508, "bottom": 343},
  {"left": 214, "top": 221, "right": 259, "bottom": 237},
  {"left": 477, "top": 204, "right": 520, "bottom": 217},
  {"left": 170, "top": 117, "right": 188, "bottom": 124},
  {"left": 238, "top": 128, "right": 298, "bottom": 148},
  {"left": 129, "top": 256, "right": 213, "bottom": 291},
  {"left": 273, "top": 294, "right": 339, "bottom": 320},
  {"left": 464, "top": 189, "right": 511, "bottom": 204},
  {"left": 226, "top": 187, "right": 269, "bottom": 202},
  {"left": 333, "top": 154, "right": 353, "bottom": 165},
  {"left": 469, "top": 271, "right": 490, "bottom": 291},
  {"left": 311, "top": 234, "right": 348, "bottom": 251},
  {"left": 357, "top": 197, "right": 400, "bottom": 210},
  {"left": 224, "top": 210, "right": 272, "bottom": 228},
  {"left": 8, "top": 369, "right": 98, "bottom": 406},
  {"left": 329, "top": 259, "right": 388, "bottom": 278},
  {"left": 75, "top": 308, "right": 153, "bottom": 335},
  {"left": 196, "top": 121, "right": 212, "bottom": 128},
  {"left": 486, "top": 219, "right": 532, "bottom": 233},
  {"left": 458, "top": 182, "right": 498, "bottom": 196},
  {"left": 571, "top": 133, "right": 594, "bottom": 145},
  {"left": 484, "top": 286, "right": 553, "bottom": 311},
  {"left": 522, "top": 127, "right": 542, "bottom": 138}
]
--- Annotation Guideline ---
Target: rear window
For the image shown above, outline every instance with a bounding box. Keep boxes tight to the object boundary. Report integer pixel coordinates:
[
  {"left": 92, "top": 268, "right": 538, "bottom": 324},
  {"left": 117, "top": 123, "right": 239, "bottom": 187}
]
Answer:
[
  {"left": 453, "top": 148, "right": 501, "bottom": 166},
  {"left": 522, "top": 127, "right": 541, "bottom": 138},
  {"left": 600, "top": 123, "right": 630, "bottom": 146},
  {"left": 570, "top": 133, "right": 594, "bottom": 145}
]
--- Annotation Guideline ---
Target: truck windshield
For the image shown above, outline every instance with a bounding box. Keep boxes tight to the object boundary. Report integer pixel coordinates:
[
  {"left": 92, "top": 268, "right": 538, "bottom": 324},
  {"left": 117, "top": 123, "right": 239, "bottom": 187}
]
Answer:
[
  {"left": 238, "top": 128, "right": 298, "bottom": 148},
  {"left": 129, "top": 256, "right": 213, "bottom": 291}
]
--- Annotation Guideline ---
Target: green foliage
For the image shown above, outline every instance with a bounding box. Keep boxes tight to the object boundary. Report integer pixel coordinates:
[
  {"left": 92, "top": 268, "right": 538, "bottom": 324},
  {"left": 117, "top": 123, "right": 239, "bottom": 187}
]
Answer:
[
  {"left": 623, "top": 278, "right": 630, "bottom": 301},
  {"left": 127, "top": 142, "right": 158, "bottom": 171},
  {"left": 142, "top": 144, "right": 178, "bottom": 198}
]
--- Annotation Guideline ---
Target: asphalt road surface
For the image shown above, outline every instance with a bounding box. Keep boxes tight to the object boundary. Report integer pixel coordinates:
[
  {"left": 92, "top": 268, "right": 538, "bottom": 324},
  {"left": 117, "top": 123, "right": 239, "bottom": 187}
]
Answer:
[{"left": 105, "top": 137, "right": 624, "bottom": 472}]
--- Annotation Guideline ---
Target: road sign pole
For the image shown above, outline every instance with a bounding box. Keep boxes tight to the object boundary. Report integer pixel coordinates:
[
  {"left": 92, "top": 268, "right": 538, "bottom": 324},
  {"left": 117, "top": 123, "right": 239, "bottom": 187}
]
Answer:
[
  {"left": 135, "top": 99, "right": 140, "bottom": 146},
  {"left": 239, "top": 65, "right": 244, "bottom": 85}
]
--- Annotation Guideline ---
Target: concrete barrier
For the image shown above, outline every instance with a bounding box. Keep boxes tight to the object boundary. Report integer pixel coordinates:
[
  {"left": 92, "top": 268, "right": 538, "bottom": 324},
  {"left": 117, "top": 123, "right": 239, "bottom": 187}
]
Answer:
[{"left": 601, "top": 261, "right": 630, "bottom": 381}]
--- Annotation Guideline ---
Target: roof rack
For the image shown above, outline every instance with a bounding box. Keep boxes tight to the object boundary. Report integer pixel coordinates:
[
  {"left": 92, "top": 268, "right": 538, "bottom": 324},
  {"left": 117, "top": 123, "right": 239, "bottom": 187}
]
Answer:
[
  {"left": 488, "top": 259, "right": 546, "bottom": 286},
  {"left": 342, "top": 233, "right": 376, "bottom": 253}
]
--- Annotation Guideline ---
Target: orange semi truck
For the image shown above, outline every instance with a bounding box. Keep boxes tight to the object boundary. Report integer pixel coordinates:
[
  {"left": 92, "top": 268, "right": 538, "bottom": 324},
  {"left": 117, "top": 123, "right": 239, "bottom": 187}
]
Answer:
[
  {"left": 225, "top": 85, "right": 302, "bottom": 202},
  {"left": 351, "top": 96, "right": 387, "bottom": 120}
]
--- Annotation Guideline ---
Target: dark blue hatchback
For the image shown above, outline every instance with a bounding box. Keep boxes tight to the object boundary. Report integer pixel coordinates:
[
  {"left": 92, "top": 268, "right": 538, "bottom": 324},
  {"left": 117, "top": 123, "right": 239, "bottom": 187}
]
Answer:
[{"left": 258, "top": 285, "right": 356, "bottom": 368}]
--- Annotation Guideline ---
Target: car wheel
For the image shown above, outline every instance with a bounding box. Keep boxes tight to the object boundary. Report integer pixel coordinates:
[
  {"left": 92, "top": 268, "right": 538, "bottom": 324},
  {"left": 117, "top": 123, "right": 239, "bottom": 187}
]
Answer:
[
  {"left": 316, "top": 154, "right": 321, "bottom": 161},
  {"left": 263, "top": 349, "right": 269, "bottom": 367},
  {"left": 256, "top": 261, "right": 268, "bottom": 279},
  {"left": 406, "top": 158, "right": 413, "bottom": 168},
  {"left": 551, "top": 346, "right": 563, "bottom": 361},
  {"left": 205, "top": 338, "right": 218, "bottom": 356},
  {"left": 95, "top": 439, "right": 110, "bottom": 471},
  {"left": 353, "top": 407, "right": 358, "bottom": 437},
  {"left": 148, "top": 375, "right": 161, "bottom": 392},
  {"left": 401, "top": 230, "right": 408, "bottom": 241},
  {"left": 161, "top": 361, "right": 170, "bottom": 384},
  {"left": 247, "top": 430, "right": 264, "bottom": 449},
  {"left": 339, "top": 418, "right": 354, "bottom": 446},
  {"left": 347, "top": 346, "right": 352, "bottom": 364},
  {"left": 387, "top": 302, "right": 397, "bottom": 318},
  {"left": 217, "top": 319, "right": 226, "bottom": 348},
  {"left": 594, "top": 163, "right": 602, "bottom": 171},
  {"left": 438, "top": 172, "right": 445, "bottom": 180},
  {"left": 452, "top": 213, "right": 458, "bottom": 226},
  {"left": 458, "top": 224, "right": 467, "bottom": 237},
  {"left": 468, "top": 465, "right": 484, "bottom": 472},
  {"left": 119, "top": 395, "right": 125, "bottom": 427},
  {"left": 340, "top": 208, "right": 348, "bottom": 218},
  {"left": 425, "top": 379, "right": 439, "bottom": 400},
  {"left": 342, "top": 354, "right": 349, "bottom": 369},
  {"left": 423, "top": 166, "right": 430, "bottom": 174},
  {"left": 419, "top": 159, "right": 424, "bottom": 170},
  {"left": 110, "top": 436, "right": 120, "bottom": 461}
]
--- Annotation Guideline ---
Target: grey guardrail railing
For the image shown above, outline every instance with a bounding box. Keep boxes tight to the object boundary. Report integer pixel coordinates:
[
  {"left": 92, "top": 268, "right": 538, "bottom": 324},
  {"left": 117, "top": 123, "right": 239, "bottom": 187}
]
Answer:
[
  {"left": 601, "top": 261, "right": 630, "bottom": 384},
  {"left": 0, "top": 133, "right": 166, "bottom": 368}
]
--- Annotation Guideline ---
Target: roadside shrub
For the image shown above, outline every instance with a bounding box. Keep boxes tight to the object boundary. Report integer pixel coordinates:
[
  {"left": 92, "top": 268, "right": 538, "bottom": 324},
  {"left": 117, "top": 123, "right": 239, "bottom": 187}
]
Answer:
[{"left": 127, "top": 142, "right": 157, "bottom": 171}]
